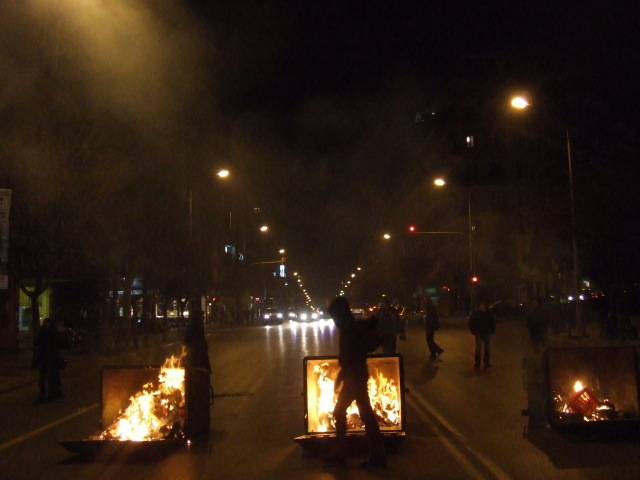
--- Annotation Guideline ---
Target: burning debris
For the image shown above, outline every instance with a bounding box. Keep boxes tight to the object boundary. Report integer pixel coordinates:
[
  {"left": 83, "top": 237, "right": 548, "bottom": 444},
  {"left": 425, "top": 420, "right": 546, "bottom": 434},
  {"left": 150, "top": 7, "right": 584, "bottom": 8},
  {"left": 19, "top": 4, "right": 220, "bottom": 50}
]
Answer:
[
  {"left": 309, "top": 357, "right": 401, "bottom": 432},
  {"left": 553, "top": 380, "right": 619, "bottom": 422},
  {"left": 90, "top": 353, "right": 186, "bottom": 441},
  {"left": 542, "top": 346, "right": 640, "bottom": 433},
  {"left": 295, "top": 355, "right": 406, "bottom": 453}
]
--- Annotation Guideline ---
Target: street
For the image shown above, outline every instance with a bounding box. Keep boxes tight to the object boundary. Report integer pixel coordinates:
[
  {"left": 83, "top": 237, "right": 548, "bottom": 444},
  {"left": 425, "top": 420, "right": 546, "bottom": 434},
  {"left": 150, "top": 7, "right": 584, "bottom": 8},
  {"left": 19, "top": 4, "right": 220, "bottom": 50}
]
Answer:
[{"left": 1, "top": 318, "right": 639, "bottom": 479}]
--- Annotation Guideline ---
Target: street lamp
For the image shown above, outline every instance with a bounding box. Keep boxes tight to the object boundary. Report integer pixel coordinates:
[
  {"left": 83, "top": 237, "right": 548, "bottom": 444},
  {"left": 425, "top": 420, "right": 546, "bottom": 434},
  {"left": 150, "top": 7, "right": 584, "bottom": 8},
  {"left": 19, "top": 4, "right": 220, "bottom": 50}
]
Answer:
[
  {"left": 510, "top": 96, "right": 582, "bottom": 336},
  {"left": 433, "top": 178, "right": 475, "bottom": 312}
]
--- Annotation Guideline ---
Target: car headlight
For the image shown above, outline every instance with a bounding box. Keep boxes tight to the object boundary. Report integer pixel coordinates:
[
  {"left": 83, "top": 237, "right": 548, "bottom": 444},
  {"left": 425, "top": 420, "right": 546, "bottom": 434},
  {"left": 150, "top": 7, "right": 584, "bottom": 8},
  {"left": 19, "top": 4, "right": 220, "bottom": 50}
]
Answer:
[
  {"left": 277, "top": 313, "right": 283, "bottom": 318},
  {"left": 263, "top": 314, "right": 269, "bottom": 319},
  {"left": 312, "top": 313, "right": 318, "bottom": 319}
]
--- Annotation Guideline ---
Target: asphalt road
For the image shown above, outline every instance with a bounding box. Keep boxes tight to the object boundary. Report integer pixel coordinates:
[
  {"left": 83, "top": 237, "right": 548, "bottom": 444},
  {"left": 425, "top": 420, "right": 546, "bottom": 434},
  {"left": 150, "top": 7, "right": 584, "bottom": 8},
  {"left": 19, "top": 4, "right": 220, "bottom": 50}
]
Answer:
[{"left": 1, "top": 318, "right": 639, "bottom": 479}]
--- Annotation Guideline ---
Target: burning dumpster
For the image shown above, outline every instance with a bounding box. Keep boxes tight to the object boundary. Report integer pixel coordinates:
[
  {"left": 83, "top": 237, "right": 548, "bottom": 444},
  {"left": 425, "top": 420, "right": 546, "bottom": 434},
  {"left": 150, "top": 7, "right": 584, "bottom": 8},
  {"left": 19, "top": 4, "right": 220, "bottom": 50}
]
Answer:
[
  {"left": 544, "top": 346, "right": 640, "bottom": 437},
  {"left": 60, "top": 353, "right": 213, "bottom": 459},
  {"left": 294, "top": 354, "right": 406, "bottom": 453}
]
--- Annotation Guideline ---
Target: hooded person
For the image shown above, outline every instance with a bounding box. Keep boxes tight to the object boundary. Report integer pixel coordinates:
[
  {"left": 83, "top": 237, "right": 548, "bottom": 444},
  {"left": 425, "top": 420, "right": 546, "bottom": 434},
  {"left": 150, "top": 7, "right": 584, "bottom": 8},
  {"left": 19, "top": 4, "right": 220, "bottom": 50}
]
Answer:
[{"left": 325, "top": 296, "right": 387, "bottom": 469}]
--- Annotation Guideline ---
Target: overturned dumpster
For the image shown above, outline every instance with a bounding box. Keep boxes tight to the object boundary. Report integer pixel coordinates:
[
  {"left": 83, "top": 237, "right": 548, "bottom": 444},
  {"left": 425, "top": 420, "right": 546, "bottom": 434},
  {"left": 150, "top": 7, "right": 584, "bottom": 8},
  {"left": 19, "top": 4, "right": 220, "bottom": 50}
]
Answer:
[
  {"left": 60, "top": 353, "right": 213, "bottom": 460},
  {"left": 543, "top": 346, "right": 640, "bottom": 438},
  {"left": 294, "top": 354, "right": 406, "bottom": 454}
]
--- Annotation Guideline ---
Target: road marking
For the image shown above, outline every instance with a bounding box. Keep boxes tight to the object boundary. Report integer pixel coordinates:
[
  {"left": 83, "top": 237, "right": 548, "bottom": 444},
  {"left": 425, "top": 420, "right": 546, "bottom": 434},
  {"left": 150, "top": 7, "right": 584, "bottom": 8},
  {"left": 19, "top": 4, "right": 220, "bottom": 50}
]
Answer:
[
  {"left": 406, "top": 382, "right": 514, "bottom": 480},
  {"left": 0, "top": 403, "right": 99, "bottom": 453}
]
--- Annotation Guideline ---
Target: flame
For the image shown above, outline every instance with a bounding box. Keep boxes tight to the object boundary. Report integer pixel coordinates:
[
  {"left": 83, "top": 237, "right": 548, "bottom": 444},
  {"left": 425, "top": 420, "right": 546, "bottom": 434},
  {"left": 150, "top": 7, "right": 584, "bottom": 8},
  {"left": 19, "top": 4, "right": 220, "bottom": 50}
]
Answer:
[
  {"left": 555, "top": 379, "right": 615, "bottom": 421},
  {"left": 311, "top": 361, "right": 401, "bottom": 432},
  {"left": 91, "top": 353, "right": 186, "bottom": 441}
]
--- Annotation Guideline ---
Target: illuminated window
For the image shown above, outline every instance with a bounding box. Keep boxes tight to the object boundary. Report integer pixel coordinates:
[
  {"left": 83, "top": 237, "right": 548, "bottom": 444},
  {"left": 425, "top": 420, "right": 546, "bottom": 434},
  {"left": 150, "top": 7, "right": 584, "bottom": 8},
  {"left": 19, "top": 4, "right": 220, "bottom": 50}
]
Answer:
[{"left": 466, "top": 135, "right": 474, "bottom": 147}]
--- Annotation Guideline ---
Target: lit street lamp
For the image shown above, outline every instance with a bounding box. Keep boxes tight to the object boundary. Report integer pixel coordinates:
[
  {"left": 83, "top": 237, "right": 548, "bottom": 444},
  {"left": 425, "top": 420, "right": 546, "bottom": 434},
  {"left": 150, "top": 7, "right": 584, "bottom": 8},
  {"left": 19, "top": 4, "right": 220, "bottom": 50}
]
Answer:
[
  {"left": 510, "top": 96, "right": 582, "bottom": 336},
  {"left": 433, "top": 178, "right": 475, "bottom": 313}
]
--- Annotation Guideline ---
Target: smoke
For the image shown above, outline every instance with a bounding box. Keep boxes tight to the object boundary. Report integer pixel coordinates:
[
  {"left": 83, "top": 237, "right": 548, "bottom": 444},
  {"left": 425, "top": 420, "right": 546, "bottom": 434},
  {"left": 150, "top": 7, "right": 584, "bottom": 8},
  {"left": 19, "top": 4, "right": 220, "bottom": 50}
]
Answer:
[{"left": 19, "top": 0, "right": 214, "bottom": 140}]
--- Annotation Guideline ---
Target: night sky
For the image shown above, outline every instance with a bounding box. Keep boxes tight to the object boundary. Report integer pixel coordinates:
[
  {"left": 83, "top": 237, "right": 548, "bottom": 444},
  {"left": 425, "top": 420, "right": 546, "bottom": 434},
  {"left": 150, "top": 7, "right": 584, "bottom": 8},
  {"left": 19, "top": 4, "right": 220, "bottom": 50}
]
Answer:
[
  {"left": 181, "top": 1, "right": 639, "bottom": 302},
  {"left": 3, "top": 1, "right": 639, "bottom": 304}
]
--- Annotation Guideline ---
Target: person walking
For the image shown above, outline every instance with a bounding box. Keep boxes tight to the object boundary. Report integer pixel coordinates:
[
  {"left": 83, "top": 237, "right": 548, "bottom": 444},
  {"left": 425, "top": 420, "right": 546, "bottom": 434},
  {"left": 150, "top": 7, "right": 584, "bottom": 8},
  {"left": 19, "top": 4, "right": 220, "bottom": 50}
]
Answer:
[
  {"left": 424, "top": 296, "right": 444, "bottom": 359},
  {"left": 468, "top": 303, "right": 496, "bottom": 368},
  {"left": 326, "top": 296, "right": 387, "bottom": 469},
  {"left": 33, "top": 317, "right": 64, "bottom": 403},
  {"left": 376, "top": 299, "right": 405, "bottom": 354}
]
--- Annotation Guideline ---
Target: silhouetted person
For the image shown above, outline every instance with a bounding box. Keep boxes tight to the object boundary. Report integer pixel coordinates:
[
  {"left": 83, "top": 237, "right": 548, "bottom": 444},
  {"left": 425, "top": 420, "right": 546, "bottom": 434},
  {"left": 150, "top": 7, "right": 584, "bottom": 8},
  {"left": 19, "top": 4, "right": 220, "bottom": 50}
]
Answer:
[
  {"left": 424, "top": 296, "right": 444, "bottom": 359},
  {"left": 33, "top": 318, "right": 63, "bottom": 403},
  {"left": 326, "top": 296, "right": 386, "bottom": 469},
  {"left": 525, "top": 298, "right": 548, "bottom": 354},
  {"left": 376, "top": 299, "right": 405, "bottom": 354},
  {"left": 468, "top": 303, "right": 496, "bottom": 368},
  {"left": 183, "top": 309, "right": 212, "bottom": 442}
]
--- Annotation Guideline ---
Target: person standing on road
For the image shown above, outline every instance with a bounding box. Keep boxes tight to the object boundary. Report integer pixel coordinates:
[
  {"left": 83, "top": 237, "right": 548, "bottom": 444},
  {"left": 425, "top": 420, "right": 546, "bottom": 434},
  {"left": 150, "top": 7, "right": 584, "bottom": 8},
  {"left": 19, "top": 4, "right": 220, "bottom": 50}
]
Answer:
[
  {"left": 376, "top": 298, "right": 405, "bottom": 354},
  {"left": 183, "top": 309, "right": 212, "bottom": 443},
  {"left": 326, "top": 296, "right": 387, "bottom": 469},
  {"left": 523, "top": 298, "right": 550, "bottom": 428},
  {"left": 525, "top": 298, "right": 549, "bottom": 354},
  {"left": 468, "top": 303, "right": 496, "bottom": 368},
  {"left": 33, "top": 317, "right": 64, "bottom": 403},
  {"left": 424, "top": 296, "right": 444, "bottom": 359}
]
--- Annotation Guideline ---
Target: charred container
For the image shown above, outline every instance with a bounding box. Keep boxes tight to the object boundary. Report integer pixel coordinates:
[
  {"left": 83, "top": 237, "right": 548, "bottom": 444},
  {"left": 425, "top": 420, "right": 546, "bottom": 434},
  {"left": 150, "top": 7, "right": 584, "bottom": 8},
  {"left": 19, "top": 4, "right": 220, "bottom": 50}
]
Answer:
[
  {"left": 59, "top": 365, "right": 212, "bottom": 459},
  {"left": 295, "top": 354, "right": 406, "bottom": 453}
]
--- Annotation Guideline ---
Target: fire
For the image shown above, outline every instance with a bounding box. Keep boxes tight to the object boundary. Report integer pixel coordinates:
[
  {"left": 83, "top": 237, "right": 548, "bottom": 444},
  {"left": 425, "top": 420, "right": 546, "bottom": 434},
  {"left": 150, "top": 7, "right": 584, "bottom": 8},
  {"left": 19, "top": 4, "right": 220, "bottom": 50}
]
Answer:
[
  {"left": 91, "top": 353, "right": 186, "bottom": 441},
  {"left": 554, "top": 378, "right": 616, "bottom": 422},
  {"left": 311, "top": 361, "right": 401, "bottom": 432}
]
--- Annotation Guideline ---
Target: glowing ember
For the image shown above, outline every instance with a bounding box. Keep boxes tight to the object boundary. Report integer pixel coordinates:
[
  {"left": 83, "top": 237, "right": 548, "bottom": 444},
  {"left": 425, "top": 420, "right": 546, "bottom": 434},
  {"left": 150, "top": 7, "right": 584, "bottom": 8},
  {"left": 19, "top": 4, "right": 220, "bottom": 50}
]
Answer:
[
  {"left": 311, "top": 361, "right": 401, "bottom": 432},
  {"left": 90, "top": 354, "right": 186, "bottom": 441}
]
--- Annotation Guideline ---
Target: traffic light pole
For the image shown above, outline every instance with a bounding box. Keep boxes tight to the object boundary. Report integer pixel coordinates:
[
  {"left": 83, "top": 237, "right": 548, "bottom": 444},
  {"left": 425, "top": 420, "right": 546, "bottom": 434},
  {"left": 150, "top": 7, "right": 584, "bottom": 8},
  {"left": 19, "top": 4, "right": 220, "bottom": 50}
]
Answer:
[{"left": 468, "top": 193, "right": 475, "bottom": 315}]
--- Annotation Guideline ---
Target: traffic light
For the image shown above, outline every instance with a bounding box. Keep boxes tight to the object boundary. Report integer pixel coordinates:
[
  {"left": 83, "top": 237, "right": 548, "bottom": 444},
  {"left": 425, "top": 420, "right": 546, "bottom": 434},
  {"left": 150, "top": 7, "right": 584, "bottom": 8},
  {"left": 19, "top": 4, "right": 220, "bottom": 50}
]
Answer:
[
  {"left": 408, "top": 225, "right": 417, "bottom": 233},
  {"left": 471, "top": 275, "right": 479, "bottom": 283}
]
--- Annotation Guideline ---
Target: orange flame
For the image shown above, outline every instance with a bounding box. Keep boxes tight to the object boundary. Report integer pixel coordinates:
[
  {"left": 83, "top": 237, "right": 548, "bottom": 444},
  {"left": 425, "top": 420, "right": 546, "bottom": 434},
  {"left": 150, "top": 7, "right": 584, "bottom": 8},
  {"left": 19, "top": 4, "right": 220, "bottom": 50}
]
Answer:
[
  {"left": 311, "top": 362, "right": 400, "bottom": 432},
  {"left": 91, "top": 353, "right": 186, "bottom": 441}
]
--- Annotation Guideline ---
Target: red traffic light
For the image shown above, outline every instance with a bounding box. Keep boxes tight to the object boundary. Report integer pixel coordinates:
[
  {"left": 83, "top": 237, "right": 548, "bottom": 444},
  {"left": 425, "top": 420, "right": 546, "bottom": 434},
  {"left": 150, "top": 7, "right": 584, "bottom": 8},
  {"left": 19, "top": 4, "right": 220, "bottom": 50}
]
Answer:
[
  {"left": 408, "top": 225, "right": 417, "bottom": 233},
  {"left": 471, "top": 275, "right": 479, "bottom": 283}
]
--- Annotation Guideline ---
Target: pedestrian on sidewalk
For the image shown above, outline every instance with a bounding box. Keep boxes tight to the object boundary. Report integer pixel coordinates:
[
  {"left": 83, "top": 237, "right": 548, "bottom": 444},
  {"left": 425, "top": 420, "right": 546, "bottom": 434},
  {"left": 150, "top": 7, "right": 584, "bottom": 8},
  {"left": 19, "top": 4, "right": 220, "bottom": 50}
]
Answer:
[
  {"left": 33, "top": 317, "right": 64, "bottom": 403},
  {"left": 468, "top": 303, "right": 496, "bottom": 368},
  {"left": 424, "top": 296, "right": 444, "bottom": 359},
  {"left": 325, "top": 296, "right": 387, "bottom": 469}
]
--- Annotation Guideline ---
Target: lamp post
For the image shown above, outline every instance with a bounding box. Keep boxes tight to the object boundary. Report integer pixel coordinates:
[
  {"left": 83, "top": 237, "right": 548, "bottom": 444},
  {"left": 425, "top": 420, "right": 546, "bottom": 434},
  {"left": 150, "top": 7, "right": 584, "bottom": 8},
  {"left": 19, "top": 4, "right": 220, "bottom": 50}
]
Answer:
[
  {"left": 510, "top": 96, "right": 582, "bottom": 336},
  {"left": 432, "top": 179, "right": 475, "bottom": 313}
]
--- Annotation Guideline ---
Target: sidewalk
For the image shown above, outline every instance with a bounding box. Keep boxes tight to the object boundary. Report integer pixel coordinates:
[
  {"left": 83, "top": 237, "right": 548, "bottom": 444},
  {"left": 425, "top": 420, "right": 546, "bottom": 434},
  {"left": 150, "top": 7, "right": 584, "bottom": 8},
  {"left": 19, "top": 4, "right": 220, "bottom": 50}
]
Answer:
[
  {"left": 0, "top": 329, "right": 187, "bottom": 396},
  {"left": 0, "top": 332, "right": 38, "bottom": 395}
]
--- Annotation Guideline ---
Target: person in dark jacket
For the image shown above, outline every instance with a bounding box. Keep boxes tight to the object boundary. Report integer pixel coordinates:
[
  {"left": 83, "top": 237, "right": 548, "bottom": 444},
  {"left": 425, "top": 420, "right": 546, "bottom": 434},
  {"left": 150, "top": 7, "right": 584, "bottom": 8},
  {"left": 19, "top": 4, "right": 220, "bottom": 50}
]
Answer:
[
  {"left": 424, "top": 296, "right": 444, "bottom": 359},
  {"left": 33, "top": 318, "right": 64, "bottom": 403},
  {"left": 183, "top": 309, "right": 212, "bottom": 442},
  {"left": 468, "top": 303, "right": 496, "bottom": 368},
  {"left": 376, "top": 299, "right": 405, "bottom": 354},
  {"left": 326, "top": 296, "right": 386, "bottom": 469},
  {"left": 525, "top": 298, "right": 549, "bottom": 354}
]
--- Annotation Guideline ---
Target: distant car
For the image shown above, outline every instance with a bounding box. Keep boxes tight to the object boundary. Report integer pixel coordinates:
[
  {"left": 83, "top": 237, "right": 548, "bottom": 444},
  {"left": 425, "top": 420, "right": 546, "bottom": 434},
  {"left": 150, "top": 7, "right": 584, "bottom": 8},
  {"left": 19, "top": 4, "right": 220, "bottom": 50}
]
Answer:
[
  {"left": 295, "top": 308, "right": 319, "bottom": 322},
  {"left": 488, "top": 300, "right": 523, "bottom": 318},
  {"left": 262, "top": 307, "right": 284, "bottom": 325},
  {"left": 350, "top": 306, "right": 366, "bottom": 319}
]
